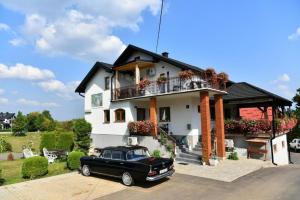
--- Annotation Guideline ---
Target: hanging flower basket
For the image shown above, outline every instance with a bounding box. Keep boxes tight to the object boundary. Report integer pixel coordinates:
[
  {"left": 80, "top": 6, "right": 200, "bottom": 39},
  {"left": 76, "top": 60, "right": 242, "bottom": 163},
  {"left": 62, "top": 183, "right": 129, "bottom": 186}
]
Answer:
[
  {"left": 156, "top": 76, "right": 167, "bottom": 85},
  {"left": 138, "top": 79, "right": 151, "bottom": 90},
  {"left": 178, "top": 70, "right": 194, "bottom": 80}
]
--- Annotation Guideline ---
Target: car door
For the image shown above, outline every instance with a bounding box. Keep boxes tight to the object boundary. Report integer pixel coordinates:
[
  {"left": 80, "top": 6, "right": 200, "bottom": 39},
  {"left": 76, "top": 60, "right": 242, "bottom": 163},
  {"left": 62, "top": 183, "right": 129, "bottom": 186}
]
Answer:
[
  {"left": 94, "top": 150, "right": 112, "bottom": 175},
  {"left": 108, "top": 150, "right": 126, "bottom": 177}
]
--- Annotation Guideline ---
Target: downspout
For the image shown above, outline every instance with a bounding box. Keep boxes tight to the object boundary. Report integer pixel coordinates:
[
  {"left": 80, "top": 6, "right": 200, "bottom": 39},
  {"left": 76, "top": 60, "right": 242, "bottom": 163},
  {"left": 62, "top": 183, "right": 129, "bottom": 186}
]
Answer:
[{"left": 270, "top": 102, "right": 278, "bottom": 166}]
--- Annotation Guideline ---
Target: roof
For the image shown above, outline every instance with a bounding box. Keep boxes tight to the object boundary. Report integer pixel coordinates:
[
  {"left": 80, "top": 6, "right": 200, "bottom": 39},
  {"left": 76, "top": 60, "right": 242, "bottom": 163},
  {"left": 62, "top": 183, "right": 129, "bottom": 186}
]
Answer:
[
  {"left": 224, "top": 82, "right": 292, "bottom": 106},
  {"left": 113, "top": 44, "right": 205, "bottom": 72},
  {"left": 0, "top": 112, "right": 15, "bottom": 121},
  {"left": 75, "top": 62, "right": 113, "bottom": 93},
  {"left": 102, "top": 146, "right": 147, "bottom": 152}
]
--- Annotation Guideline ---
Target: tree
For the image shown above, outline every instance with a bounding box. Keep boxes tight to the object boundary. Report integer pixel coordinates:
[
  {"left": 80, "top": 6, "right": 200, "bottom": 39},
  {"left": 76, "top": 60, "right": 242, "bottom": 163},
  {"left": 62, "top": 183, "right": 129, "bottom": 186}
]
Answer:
[
  {"left": 293, "top": 88, "right": 300, "bottom": 119},
  {"left": 73, "top": 119, "right": 92, "bottom": 154},
  {"left": 41, "top": 110, "right": 56, "bottom": 131},
  {"left": 27, "top": 112, "right": 40, "bottom": 132},
  {"left": 12, "top": 111, "right": 28, "bottom": 136}
]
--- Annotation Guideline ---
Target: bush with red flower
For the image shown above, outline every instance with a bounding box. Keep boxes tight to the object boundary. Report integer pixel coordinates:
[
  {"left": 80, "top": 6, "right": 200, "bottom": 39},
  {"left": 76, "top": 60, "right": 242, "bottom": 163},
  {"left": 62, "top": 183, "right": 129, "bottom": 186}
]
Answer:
[
  {"left": 138, "top": 79, "right": 151, "bottom": 90},
  {"left": 178, "top": 70, "right": 194, "bottom": 80},
  {"left": 128, "top": 120, "right": 154, "bottom": 135}
]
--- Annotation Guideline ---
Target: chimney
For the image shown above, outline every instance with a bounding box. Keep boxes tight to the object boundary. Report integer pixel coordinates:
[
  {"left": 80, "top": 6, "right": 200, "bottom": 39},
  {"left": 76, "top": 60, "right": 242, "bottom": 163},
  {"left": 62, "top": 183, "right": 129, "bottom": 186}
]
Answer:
[{"left": 161, "top": 52, "right": 169, "bottom": 58}]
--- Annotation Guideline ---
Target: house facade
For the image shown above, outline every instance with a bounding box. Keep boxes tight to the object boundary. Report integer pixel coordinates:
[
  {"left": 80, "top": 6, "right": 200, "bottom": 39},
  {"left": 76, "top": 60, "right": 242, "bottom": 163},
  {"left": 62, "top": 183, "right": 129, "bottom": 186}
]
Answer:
[
  {"left": 76, "top": 45, "right": 293, "bottom": 165},
  {"left": 76, "top": 45, "right": 227, "bottom": 163},
  {"left": 0, "top": 112, "right": 15, "bottom": 130}
]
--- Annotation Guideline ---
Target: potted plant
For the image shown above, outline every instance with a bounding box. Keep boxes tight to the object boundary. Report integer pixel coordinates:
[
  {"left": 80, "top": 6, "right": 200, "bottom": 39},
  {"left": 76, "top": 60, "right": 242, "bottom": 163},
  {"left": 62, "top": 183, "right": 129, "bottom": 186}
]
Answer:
[
  {"left": 209, "top": 154, "right": 219, "bottom": 166},
  {"left": 138, "top": 79, "right": 150, "bottom": 95},
  {"left": 205, "top": 68, "right": 217, "bottom": 88},
  {"left": 217, "top": 72, "right": 229, "bottom": 90},
  {"left": 157, "top": 76, "right": 167, "bottom": 93},
  {"left": 178, "top": 70, "right": 194, "bottom": 80}
]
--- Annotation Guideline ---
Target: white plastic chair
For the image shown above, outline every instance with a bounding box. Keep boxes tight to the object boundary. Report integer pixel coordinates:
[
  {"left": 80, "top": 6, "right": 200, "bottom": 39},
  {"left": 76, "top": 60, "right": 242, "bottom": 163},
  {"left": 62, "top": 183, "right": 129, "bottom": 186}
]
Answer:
[
  {"left": 23, "top": 148, "right": 37, "bottom": 158},
  {"left": 43, "top": 148, "right": 57, "bottom": 164}
]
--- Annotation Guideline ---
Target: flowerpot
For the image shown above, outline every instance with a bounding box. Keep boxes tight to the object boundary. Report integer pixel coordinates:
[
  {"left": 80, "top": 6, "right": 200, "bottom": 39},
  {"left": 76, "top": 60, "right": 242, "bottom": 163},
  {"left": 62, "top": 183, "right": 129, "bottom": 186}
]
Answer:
[{"left": 209, "top": 159, "right": 219, "bottom": 166}]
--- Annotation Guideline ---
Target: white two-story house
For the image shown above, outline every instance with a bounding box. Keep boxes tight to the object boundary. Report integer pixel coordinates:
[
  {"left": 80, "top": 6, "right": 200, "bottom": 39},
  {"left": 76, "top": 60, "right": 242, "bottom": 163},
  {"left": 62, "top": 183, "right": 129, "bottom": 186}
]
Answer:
[{"left": 75, "top": 44, "right": 229, "bottom": 164}]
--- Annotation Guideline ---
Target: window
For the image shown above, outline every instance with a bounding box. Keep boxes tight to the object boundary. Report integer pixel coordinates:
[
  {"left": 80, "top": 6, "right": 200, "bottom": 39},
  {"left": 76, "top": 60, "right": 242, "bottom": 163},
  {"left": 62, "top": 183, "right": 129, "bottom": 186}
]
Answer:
[
  {"left": 115, "top": 109, "right": 125, "bottom": 122},
  {"left": 159, "top": 107, "right": 170, "bottom": 122},
  {"left": 137, "top": 108, "right": 146, "bottom": 121},
  {"left": 282, "top": 141, "right": 285, "bottom": 148},
  {"left": 104, "top": 110, "right": 110, "bottom": 123},
  {"left": 91, "top": 93, "right": 102, "bottom": 107},
  {"left": 126, "top": 148, "right": 150, "bottom": 161},
  {"left": 112, "top": 151, "right": 124, "bottom": 160},
  {"left": 102, "top": 150, "right": 112, "bottom": 159},
  {"left": 105, "top": 76, "right": 110, "bottom": 90},
  {"left": 186, "top": 105, "right": 190, "bottom": 109},
  {"left": 273, "top": 144, "right": 277, "bottom": 153}
]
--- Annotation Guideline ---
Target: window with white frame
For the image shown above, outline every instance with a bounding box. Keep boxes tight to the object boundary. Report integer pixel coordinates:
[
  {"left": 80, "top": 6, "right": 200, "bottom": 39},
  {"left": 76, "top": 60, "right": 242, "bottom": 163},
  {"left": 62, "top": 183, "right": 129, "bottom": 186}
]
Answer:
[{"left": 91, "top": 93, "right": 103, "bottom": 107}]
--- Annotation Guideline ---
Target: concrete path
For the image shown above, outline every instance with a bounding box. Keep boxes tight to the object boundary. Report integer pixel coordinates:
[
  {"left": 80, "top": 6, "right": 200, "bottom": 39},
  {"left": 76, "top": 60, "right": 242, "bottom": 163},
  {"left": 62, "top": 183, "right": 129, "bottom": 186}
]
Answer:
[
  {"left": 175, "top": 157, "right": 273, "bottom": 182},
  {"left": 0, "top": 172, "right": 126, "bottom": 200}
]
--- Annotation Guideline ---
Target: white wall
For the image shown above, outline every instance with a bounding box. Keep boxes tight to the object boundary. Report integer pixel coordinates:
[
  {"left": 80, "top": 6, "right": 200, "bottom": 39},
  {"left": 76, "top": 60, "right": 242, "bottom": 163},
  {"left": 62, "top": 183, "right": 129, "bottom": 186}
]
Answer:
[{"left": 272, "top": 134, "right": 289, "bottom": 165}]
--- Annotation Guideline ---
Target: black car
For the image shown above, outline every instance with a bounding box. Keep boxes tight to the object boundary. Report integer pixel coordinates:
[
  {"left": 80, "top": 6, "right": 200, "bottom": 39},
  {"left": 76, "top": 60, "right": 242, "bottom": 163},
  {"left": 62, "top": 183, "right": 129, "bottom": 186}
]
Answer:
[{"left": 80, "top": 146, "right": 174, "bottom": 186}]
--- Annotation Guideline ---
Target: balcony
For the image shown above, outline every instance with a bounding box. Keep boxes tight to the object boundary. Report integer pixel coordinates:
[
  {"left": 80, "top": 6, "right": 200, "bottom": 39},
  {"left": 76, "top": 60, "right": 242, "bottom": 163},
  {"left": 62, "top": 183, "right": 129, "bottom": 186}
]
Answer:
[{"left": 112, "top": 74, "right": 227, "bottom": 101}]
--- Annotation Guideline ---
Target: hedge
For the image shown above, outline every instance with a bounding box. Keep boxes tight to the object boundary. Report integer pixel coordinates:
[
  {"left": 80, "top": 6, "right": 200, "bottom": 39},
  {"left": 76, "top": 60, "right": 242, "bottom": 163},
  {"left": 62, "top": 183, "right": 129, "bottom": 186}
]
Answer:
[
  {"left": 22, "top": 156, "right": 48, "bottom": 179},
  {"left": 40, "top": 132, "right": 56, "bottom": 152},
  {"left": 0, "top": 137, "right": 12, "bottom": 153},
  {"left": 0, "top": 168, "right": 3, "bottom": 186},
  {"left": 56, "top": 132, "right": 74, "bottom": 151},
  {"left": 67, "top": 151, "right": 85, "bottom": 170}
]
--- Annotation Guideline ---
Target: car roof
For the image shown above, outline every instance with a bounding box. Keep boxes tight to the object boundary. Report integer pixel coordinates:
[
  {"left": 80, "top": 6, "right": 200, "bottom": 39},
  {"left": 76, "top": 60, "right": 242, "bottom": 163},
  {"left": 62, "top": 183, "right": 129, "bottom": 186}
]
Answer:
[{"left": 102, "top": 146, "right": 147, "bottom": 152}]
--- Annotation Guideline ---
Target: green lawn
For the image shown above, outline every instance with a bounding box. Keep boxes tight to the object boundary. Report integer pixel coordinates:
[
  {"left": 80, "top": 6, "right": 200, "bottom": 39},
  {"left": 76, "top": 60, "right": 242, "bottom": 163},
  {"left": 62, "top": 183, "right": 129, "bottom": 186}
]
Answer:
[
  {"left": 0, "top": 159, "right": 71, "bottom": 185},
  {"left": 1, "top": 132, "right": 41, "bottom": 153}
]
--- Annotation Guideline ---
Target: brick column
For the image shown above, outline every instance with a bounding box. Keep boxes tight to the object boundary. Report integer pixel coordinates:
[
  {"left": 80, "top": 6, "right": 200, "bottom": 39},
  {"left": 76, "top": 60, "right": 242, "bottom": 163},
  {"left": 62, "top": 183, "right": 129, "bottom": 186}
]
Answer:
[
  {"left": 200, "top": 91, "right": 211, "bottom": 164},
  {"left": 149, "top": 97, "right": 158, "bottom": 137},
  {"left": 214, "top": 94, "right": 226, "bottom": 159}
]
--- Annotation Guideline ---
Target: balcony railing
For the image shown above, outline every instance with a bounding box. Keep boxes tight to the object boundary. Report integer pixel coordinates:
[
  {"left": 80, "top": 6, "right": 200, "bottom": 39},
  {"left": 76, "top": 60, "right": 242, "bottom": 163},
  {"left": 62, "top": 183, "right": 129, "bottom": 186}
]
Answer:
[{"left": 112, "top": 74, "right": 226, "bottom": 101}]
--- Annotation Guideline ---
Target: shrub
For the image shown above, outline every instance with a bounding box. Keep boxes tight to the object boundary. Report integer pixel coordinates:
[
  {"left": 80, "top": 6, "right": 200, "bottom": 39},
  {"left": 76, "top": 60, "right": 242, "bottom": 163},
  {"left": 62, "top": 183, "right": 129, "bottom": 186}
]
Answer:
[
  {"left": 73, "top": 119, "right": 92, "bottom": 154},
  {"left": 166, "top": 143, "right": 174, "bottom": 152},
  {"left": 0, "top": 137, "right": 12, "bottom": 153},
  {"left": 7, "top": 152, "right": 14, "bottom": 161},
  {"left": 40, "top": 132, "right": 56, "bottom": 152},
  {"left": 128, "top": 121, "right": 154, "bottom": 135},
  {"left": 0, "top": 168, "right": 3, "bottom": 186},
  {"left": 228, "top": 152, "right": 239, "bottom": 160},
  {"left": 67, "top": 151, "right": 85, "bottom": 170},
  {"left": 56, "top": 132, "right": 74, "bottom": 151},
  {"left": 22, "top": 156, "right": 48, "bottom": 179},
  {"left": 151, "top": 150, "right": 161, "bottom": 158}
]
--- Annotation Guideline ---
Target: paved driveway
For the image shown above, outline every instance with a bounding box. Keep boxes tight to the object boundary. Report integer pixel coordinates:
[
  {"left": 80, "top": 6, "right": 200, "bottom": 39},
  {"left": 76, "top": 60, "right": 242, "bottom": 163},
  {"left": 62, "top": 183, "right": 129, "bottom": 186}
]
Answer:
[
  {"left": 0, "top": 172, "right": 126, "bottom": 200},
  {"left": 97, "top": 164, "right": 300, "bottom": 200}
]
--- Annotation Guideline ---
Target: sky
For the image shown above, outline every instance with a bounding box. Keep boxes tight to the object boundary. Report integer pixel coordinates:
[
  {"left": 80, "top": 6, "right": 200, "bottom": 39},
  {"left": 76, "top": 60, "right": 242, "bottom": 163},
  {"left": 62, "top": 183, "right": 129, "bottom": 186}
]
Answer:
[{"left": 0, "top": 0, "right": 299, "bottom": 120}]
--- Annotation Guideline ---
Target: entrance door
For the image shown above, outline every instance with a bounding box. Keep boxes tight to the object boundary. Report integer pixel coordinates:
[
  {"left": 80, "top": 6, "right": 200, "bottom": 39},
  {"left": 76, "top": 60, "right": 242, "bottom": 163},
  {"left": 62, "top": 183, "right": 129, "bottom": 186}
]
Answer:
[{"left": 137, "top": 108, "right": 146, "bottom": 121}]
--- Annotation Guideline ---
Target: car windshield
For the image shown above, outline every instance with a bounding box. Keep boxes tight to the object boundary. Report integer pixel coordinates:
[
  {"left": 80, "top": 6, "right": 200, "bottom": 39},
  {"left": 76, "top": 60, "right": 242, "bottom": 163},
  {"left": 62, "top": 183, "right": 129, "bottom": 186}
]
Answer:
[{"left": 126, "top": 148, "right": 150, "bottom": 161}]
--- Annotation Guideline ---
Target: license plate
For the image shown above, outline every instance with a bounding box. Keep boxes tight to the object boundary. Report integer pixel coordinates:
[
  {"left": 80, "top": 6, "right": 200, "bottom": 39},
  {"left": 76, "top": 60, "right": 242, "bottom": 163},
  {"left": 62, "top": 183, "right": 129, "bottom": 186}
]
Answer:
[{"left": 159, "top": 168, "right": 168, "bottom": 174}]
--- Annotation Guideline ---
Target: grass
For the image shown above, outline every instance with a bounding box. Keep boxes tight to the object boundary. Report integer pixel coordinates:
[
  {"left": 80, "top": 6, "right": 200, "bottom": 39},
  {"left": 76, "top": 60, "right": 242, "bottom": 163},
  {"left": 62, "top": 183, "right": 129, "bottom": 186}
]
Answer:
[
  {"left": 0, "top": 159, "right": 71, "bottom": 185},
  {"left": 1, "top": 132, "right": 41, "bottom": 153}
]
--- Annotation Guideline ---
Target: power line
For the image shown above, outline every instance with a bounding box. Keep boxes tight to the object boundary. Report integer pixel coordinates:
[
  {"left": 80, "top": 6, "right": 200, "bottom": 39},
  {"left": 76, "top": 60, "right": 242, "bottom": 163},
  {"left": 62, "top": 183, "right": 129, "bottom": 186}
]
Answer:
[{"left": 155, "top": 0, "right": 164, "bottom": 53}]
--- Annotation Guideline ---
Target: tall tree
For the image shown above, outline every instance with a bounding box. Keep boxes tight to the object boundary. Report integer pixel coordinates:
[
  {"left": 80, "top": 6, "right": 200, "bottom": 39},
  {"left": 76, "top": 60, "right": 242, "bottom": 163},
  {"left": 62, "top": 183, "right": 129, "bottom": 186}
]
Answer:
[
  {"left": 73, "top": 119, "right": 92, "bottom": 154},
  {"left": 293, "top": 88, "right": 300, "bottom": 119},
  {"left": 12, "top": 111, "right": 28, "bottom": 136}
]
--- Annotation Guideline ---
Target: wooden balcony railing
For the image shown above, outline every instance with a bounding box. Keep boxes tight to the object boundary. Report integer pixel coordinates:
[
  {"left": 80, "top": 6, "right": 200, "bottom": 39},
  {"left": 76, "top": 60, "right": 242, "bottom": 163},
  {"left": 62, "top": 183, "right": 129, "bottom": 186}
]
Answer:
[{"left": 112, "top": 74, "right": 226, "bottom": 101}]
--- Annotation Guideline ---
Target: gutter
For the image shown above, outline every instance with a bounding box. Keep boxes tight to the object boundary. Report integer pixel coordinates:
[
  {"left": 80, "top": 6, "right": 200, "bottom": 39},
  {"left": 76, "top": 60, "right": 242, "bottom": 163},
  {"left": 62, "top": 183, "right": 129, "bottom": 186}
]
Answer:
[{"left": 78, "top": 93, "right": 85, "bottom": 98}]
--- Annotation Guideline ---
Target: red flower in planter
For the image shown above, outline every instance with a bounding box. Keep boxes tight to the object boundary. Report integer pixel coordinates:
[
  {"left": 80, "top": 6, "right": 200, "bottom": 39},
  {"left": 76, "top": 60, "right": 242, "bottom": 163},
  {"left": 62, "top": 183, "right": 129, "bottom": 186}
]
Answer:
[
  {"left": 178, "top": 70, "right": 194, "bottom": 80},
  {"left": 128, "top": 120, "right": 154, "bottom": 135},
  {"left": 138, "top": 79, "right": 151, "bottom": 90}
]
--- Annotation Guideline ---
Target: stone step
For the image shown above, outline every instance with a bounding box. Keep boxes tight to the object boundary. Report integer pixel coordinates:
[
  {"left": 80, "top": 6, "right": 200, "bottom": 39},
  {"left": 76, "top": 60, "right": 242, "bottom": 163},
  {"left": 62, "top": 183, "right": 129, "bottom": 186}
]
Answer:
[
  {"left": 178, "top": 152, "right": 200, "bottom": 160},
  {"left": 176, "top": 157, "right": 202, "bottom": 165}
]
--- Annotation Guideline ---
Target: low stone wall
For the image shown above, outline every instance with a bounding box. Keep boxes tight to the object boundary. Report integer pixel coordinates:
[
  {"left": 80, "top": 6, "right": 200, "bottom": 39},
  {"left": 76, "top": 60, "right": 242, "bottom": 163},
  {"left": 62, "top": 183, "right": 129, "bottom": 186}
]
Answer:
[{"left": 0, "top": 152, "right": 23, "bottom": 161}]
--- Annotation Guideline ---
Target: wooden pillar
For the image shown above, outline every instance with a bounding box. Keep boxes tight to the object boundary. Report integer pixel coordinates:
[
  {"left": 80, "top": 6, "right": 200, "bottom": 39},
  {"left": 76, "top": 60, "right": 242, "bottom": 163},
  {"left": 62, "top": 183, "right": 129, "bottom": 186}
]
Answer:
[
  {"left": 135, "top": 64, "right": 140, "bottom": 85},
  {"left": 115, "top": 70, "right": 120, "bottom": 88},
  {"left": 214, "top": 94, "right": 226, "bottom": 159},
  {"left": 150, "top": 97, "right": 158, "bottom": 137},
  {"left": 200, "top": 91, "right": 211, "bottom": 164}
]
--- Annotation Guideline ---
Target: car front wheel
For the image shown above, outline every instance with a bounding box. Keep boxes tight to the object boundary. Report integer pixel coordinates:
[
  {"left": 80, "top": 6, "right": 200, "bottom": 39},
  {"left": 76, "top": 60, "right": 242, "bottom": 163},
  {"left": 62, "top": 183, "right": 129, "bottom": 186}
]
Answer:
[
  {"left": 82, "top": 165, "right": 90, "bottom": 176},
  {"left": 122, "top": 172, "right": 134, "bottom": 186}
]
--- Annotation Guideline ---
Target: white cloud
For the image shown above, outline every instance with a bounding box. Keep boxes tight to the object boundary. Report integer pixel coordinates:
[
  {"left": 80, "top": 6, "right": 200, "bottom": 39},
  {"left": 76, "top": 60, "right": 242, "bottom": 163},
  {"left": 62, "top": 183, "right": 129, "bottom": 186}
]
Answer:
[
  {"left": 0, "top": 97, "right": 8, "bottom": 104},
  {"left": 0, "top": 0, "right": 160, "bottom": 62},
  {"left": 17, "top": 98, "right": 59, "bottom": 107},
  {"left": 9, "top": 38, "right": 26, "bottom": 46},
  {"left": 0, "top": 89, "right": 4, "bottom": 95},
  {"left": 270, "top": 73, "right": 293, "bottom": 99},
  {"left": 0, "top": 63, "right": 55, "bottom": 80},
  {"left": 37, "top": 80, "right": 81, "bottom": 100},
  {"left": 0, "top": 23, "right": 10, "bottom": 31},
  {"left": 288, "top": 27, "right": 300, "bottom": 40}
]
